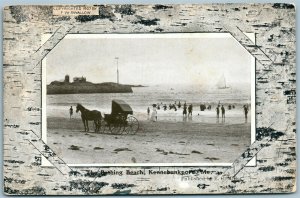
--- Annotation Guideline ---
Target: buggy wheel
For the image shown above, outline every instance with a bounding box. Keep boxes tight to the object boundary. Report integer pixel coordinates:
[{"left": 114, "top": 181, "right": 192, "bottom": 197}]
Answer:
[
  {"left": 119, "top": 115, "right": 128, "bottom": 134},
  {"left": 109, "top": 124, "right": 122, "bottom": 135},
  {"left": 111, "top": 115, "right": 125, "bottom": 135},
  {"left": 125, "top": 116, "right": 139, "bottom": 134}
]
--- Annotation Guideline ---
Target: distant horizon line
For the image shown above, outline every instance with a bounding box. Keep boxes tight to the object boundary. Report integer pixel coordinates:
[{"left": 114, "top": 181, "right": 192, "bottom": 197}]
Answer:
[
  {"left": 48, "top": 74, "right": 251, "bottom": 86},
  {"left": 47, "top": 80, "right": 251, "bottom": 87}
]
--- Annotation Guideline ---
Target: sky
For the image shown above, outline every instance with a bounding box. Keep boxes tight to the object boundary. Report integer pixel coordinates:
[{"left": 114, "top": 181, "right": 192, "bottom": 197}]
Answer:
[{"left": 45, "top": 33, "right": 253, "bottom": 86}]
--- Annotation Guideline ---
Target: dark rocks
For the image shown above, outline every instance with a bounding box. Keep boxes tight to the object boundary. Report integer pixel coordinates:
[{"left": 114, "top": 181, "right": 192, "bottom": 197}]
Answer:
[
  {"left": 191, "top": 150, "right": 203, "bottom": 154},
  {"left": 69, "top": 145, "right": 80, "bottom": 150}
]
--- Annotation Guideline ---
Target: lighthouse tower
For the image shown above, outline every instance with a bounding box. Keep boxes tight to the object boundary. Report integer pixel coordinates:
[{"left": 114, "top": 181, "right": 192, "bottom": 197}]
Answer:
[{"left": 64, "top": 75, "right": 70, "bottom": 83}]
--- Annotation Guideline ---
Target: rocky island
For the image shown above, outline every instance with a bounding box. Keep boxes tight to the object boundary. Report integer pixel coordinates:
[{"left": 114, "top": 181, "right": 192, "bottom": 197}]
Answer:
[{"left": 47, "top": 75, "right": 143, "bottom": 94}]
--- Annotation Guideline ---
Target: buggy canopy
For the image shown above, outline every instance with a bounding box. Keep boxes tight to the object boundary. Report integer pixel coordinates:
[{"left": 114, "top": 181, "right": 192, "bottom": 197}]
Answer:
[{"left": 111, "top": 100, "right": 133, "bottom": 115}]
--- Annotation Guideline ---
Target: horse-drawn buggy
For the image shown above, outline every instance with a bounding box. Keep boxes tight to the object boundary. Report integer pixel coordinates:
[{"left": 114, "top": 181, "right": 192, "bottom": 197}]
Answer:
[{"left": 76, "top": 100, "right": 139, "bottom": 135}]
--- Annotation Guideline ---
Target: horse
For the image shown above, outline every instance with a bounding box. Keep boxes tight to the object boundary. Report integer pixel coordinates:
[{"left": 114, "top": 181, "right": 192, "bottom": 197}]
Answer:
[{"left": 76, "top": 104, "right": 102, "bottom": 133}]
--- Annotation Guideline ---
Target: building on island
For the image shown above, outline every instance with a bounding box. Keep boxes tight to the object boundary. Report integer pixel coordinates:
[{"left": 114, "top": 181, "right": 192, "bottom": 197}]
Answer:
[
  {"left": 73, "top": 76, "right": 86, "bottom": 83},
  {"left": 47, "top": 74, "right": 134, "bottom": 94}
]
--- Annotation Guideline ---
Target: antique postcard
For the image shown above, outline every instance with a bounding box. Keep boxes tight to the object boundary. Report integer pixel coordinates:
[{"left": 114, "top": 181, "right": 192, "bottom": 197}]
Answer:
[{"left": 3, "top": 4, "right": 296, "bottom": 195}]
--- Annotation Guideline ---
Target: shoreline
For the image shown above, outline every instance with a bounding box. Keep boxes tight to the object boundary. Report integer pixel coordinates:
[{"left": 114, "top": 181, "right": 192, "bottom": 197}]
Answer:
[{"left": 47, "top": 107, "right": 251, "bottom": 125}]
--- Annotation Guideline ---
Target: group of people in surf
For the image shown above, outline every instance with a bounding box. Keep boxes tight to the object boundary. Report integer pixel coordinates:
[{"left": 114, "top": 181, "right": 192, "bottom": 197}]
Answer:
[
  {"left": 147, "top": 101, "right": 194, "bottom": 122},
  {"left": 147, "top": 101, "right": 194, "bottom": 118},
  {"left": 146, "top": 100, "right": 250, "bottom": 122},
  {"left": 215, "top": 103, "right": 249, "bottom": 119},
  {"left": 151, "top": 101, "right": 184, "bottom": 112}
]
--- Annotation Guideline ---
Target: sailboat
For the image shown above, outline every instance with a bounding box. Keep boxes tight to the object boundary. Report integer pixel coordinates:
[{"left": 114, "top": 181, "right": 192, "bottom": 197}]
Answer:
[{"left": 216, "top": 74, "right": 230, "bottom": 89}]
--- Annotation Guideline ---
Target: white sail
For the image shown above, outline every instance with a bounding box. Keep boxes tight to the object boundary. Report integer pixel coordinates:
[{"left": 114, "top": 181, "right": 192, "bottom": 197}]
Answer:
[{"left": 216, "top": 74, "right": 227, "bottom": 89}]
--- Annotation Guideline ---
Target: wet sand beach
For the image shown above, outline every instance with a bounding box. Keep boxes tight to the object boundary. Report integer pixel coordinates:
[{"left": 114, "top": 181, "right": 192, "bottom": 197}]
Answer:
[{"left": 47, "top": 116, "right": 251, "bottom": 165}]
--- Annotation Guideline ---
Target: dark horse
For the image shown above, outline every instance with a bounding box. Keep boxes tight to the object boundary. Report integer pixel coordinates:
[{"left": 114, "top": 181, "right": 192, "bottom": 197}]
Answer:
[{"left": 76, "top": 104, "right": 102, "bottom": 132}]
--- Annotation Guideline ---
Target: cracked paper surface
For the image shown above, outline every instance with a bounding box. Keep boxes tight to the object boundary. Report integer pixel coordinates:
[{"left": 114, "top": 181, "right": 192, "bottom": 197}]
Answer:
[{"left": 3, "top": 4, "right": 296, "bottom": 195}]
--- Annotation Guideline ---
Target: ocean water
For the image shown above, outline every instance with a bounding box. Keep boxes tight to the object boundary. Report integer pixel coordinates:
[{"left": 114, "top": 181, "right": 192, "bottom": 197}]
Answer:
[{"left": 47, "top": 85, "right": 251, "bottom": 124}]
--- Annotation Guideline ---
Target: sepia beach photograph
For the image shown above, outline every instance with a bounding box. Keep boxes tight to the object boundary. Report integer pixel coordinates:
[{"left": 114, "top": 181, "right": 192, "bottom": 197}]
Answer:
[{"left": 43, "top": 33, "right": 254, "bottom": 165}]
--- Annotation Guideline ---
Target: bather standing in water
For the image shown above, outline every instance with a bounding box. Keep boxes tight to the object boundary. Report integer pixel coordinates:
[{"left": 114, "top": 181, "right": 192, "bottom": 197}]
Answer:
[
  {"left": 244, "top": 105, "right": 249, "bottom": 119},
  {"left": 183, "top": 105, "right": 187, "bottom": 117},
  {"left": 69, "top": 106, "right": 73, "bottom": 119},
  {"left": 147, "top": 107, "right": 150, "bottom": 119},
  {"left": 216, "top": 106, "right": 220, "bottom": 118},
  {"left": 151, "top": 106, "right": 157, "bottom": 122},
  {"left": 221, "top": 105, "right": 225, "bottom": 118},
  {"left": 188, "top": 104, "right": 193, "bottom": 116}
]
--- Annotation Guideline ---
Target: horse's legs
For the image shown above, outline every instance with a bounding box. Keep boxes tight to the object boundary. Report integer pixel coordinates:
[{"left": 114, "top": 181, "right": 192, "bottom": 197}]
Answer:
[
  {"left": 98, "top": 118, "right": 101, "bottom": 132},
  {"left": 94, "top": 114, "right": 101, "bottom": 133},
  {"left": 86, "top": 120, "right": 89, "bottom": 132},
  {"left": 82, "top": 119, "right": 86, "bottom": 132}
]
